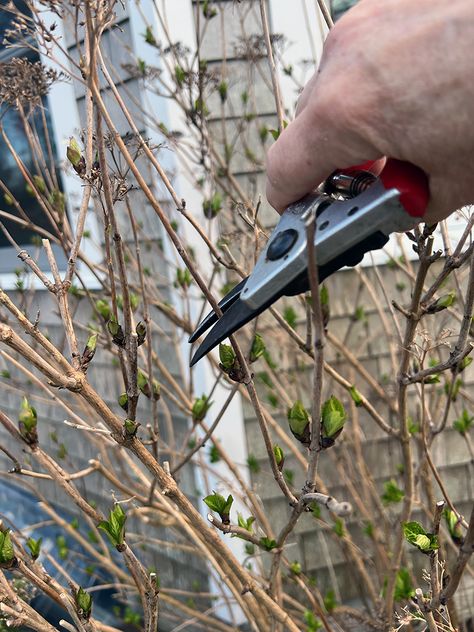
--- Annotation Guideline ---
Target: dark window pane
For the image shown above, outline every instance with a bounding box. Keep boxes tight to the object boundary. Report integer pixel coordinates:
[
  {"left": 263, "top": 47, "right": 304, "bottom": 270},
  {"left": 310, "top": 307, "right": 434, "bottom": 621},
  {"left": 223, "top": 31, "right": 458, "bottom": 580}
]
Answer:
[
  {"left": 331, "top": 0, "right": 359, "bottom": 21},
  {"left": 0, "top": 3, "right": 63, "bottom": 250}
]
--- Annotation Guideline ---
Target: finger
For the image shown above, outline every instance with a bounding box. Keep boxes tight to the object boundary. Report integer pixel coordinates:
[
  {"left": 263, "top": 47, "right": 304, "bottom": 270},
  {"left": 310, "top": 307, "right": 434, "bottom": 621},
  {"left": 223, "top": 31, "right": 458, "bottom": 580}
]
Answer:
[{"left": 265, "top": 97, "right": 382, "bottom": 213}]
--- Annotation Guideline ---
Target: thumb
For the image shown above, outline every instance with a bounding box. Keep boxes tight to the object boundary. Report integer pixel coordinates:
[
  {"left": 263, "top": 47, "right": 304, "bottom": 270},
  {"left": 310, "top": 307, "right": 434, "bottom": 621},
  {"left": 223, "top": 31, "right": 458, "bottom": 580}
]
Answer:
[{"left": 265, "top": 99, "right": 383, "bottom": 214}]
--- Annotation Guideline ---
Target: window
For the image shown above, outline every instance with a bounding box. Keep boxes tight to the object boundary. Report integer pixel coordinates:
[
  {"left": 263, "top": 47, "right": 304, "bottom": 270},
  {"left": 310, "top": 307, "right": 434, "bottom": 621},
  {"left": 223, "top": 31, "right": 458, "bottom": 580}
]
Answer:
[{"left": 0, "top": 0, "right": 65, "bottom": 271}]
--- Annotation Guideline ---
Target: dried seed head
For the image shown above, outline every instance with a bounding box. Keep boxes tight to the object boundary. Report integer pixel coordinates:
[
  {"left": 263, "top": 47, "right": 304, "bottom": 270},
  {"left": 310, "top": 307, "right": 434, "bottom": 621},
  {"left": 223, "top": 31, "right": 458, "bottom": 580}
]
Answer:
[{"left": 0, "top": 58, "right": 65, "bottom": 108}]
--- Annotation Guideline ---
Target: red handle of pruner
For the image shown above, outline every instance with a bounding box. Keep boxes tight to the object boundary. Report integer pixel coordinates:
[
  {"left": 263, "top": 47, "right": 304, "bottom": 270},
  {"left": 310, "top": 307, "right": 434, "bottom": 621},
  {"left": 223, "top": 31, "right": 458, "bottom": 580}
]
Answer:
[{"left": 340, "top": 158, "right": 429, "bottom": 218}]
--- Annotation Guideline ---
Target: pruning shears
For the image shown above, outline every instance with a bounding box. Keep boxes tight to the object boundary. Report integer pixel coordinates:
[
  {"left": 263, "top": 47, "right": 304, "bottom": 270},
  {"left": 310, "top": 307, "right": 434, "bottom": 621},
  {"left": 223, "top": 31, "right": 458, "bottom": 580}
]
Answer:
[{"left": 189, "top": 159, "right": 429, "bottom": 366}]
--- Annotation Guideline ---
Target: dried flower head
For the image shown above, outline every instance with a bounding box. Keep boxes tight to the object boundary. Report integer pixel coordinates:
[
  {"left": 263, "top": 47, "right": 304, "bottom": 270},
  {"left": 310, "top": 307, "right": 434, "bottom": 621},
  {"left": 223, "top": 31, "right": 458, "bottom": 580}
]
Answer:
[{"left": 0, "top": 58, "right": 64, "bottom": 108}]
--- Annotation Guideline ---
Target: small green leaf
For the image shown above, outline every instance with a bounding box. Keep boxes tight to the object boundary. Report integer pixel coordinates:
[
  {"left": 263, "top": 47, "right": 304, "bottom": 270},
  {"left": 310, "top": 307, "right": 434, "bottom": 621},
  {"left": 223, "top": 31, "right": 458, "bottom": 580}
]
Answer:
[
  {"left": 218, "top": 80, "right": 228, "bottom": 103},
  {"left": 283, "top": 306, "right": 297, "bottom": 329},
  {"left": 453, "top": 409, "right": 473, "bottom": 435},
  {"left": 259, "top": 536, "right": 277, "bottom": 551},
  {"left": 324, "top": 589, "right": 337, "bottom": 612},
  {"left": 303, "top": 609, "right": 322, "bottom": 631},
  {"left": 144, "top": 26, "right": 157, "bottom": 45},
  {"left": 333, "top": 519, "right": 345, "bottom": 538},
  {"left": 237, "top": 514, "right": 255, "bottom": 533},
  {"left": 381, "top": 479, "right": 404, "bottom": 505},
  {"left": 203, "top": 492, "right": 233, "bottom": 524},
  {"left": 209, "top": 445, "right": 220, "bottom": 463},
  {"left": 403, "top": 521, "right": 439, "bottom": 553},
  {"left": 394, "top": 567, "right": 415, "bottom": 602},
  {"left": 97, "top": 504, "right": 127, "bottom": 548},
  {"left": 427, "top": 290, "right": 456, "bottom": 314},
  {"left": 246, "top": 454, "right": 260, "bottom": 474},
  {"left": 290, "top": 560, "right": 301, "bottom": 575}
]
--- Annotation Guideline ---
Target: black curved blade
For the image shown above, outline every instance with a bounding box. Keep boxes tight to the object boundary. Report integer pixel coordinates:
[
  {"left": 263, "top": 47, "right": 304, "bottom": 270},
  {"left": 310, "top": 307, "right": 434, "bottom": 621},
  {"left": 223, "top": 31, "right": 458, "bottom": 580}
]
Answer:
[
  {"left": 188, "top": 278, "right": 248, "bottom": 343},
  {"left": 190, "top": 294, "right": 276, "bottom": 367}
]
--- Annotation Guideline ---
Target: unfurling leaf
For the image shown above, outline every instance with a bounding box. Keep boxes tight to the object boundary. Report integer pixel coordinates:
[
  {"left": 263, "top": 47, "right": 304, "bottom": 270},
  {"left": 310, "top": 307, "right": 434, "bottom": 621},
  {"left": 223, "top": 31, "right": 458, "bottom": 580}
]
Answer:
[
  {"left": 26, "top": 536, "right": 42, "bottom": 560},
  {"left": 453, "top": 409, "right": 473, "bottom": 435},
  {"left": 75, "top": 587, "right": 92, "bottom": 619},
  {"left": 249, "top": 333, "right": 265, "bottom": 363},
  {"left": 97, "top": 504, "right": 127, "bottom": 549},
  {"left": 259, "top": 536, "right": 277, "bottom": 551},
  {"left": 203, "top": 492, "right": 233, "bottom": 524},
  {"left": 394, "top": 568, "right": 415, "bottom": 602},
  {"left": 381, "top": 479, "right": 404, "bottom": 505},
  {"left": 237, "top": 513, "right": 255, "bottom": 533},
  {"left": 287, "top": 400, "right": 310, "bottom": 446},
  {"left": 403, "top": 521, "right": 439, "bottom": 553}
]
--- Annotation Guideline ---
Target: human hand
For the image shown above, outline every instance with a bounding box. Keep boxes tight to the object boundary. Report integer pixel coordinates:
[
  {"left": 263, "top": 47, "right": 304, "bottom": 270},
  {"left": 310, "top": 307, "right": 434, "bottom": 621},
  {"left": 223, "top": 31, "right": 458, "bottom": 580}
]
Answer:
[{"left": 265, "top": 0, "right": 474, "bottom": 224}]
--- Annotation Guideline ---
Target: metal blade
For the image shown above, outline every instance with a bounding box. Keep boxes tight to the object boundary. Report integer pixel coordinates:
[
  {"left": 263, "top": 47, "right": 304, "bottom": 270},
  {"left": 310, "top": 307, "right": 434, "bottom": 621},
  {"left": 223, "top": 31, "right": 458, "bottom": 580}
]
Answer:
[
  {"left": 188, "top": 278, "right": 248, "bottom": 343},
  {"left": 189, "top": 294, "right": 275, "bottom": 367},
  {"left": 189, "top": 230, "right": 390, "bottom": 367}
]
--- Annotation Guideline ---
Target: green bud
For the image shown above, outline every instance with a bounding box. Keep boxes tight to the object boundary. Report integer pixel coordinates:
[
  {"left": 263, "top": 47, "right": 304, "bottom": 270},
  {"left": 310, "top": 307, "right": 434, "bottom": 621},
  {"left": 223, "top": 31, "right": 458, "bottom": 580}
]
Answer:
[
  {"left": 33, "top": 175, "right": 46, "bottom": 195},
  {"left": 321, "top": 396, "right": 346, "bottom": 440},
  {"left": 75, "top": 587, "right": 92, "bottom": 619},
  {"left": 144, "top": 26, "right": 157, "bottom": 45},
  {"left": 123, "top": 418, "right": 140, "bottom": 437},
  {"left": 249, "top": 333, "right": 266, "bottom": 363},
  {"left": 427, "top": 290, "right": 456, "bottom": 314},
  {"left": 136, "top": 321, "right": 146, "bottom": 346},
  {"left": 218, "top": 80, "right": 228, "bottom": 103},
  {"left": 95, "top": 299, "right": 111, "bottom": 320},
  {"left": 287, "top": 400, "right": 310, "bottom": 446},
  {"left": 219, "top": 343, "right": 236, "bottom": 371},
  {"left": 3, "top": 193, "right": 14, "bottom": 206},
  {"left": 0, "top": 529, "right": 15, "bottom": 567},
  {"left": 192, "top": 394, "right": 213, "bottom": 422},
  {"left": 273, "top": 444, "right": 284, "bottom": 470},
  {"left": 86, "top": 332, "right": 98, "bottom": 352},
  {"left": 18, "top": 396, "right": 38, "bottom": 444},
  {"left": 349, "top": 386, "right": 363, "bottom": 407},
  {"left": 118, "top": 393, "right": 129, "bottom": 412},
  {"left": 67, "top": 137, "right": 82, "bottom": 167}
]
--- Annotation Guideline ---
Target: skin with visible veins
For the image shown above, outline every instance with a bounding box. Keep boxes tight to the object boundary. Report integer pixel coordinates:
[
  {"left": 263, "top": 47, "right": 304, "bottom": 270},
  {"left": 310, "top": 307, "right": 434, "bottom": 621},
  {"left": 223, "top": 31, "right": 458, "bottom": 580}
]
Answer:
[{"left": 265, "top": 0, "right": 474, "bottom": 224}]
